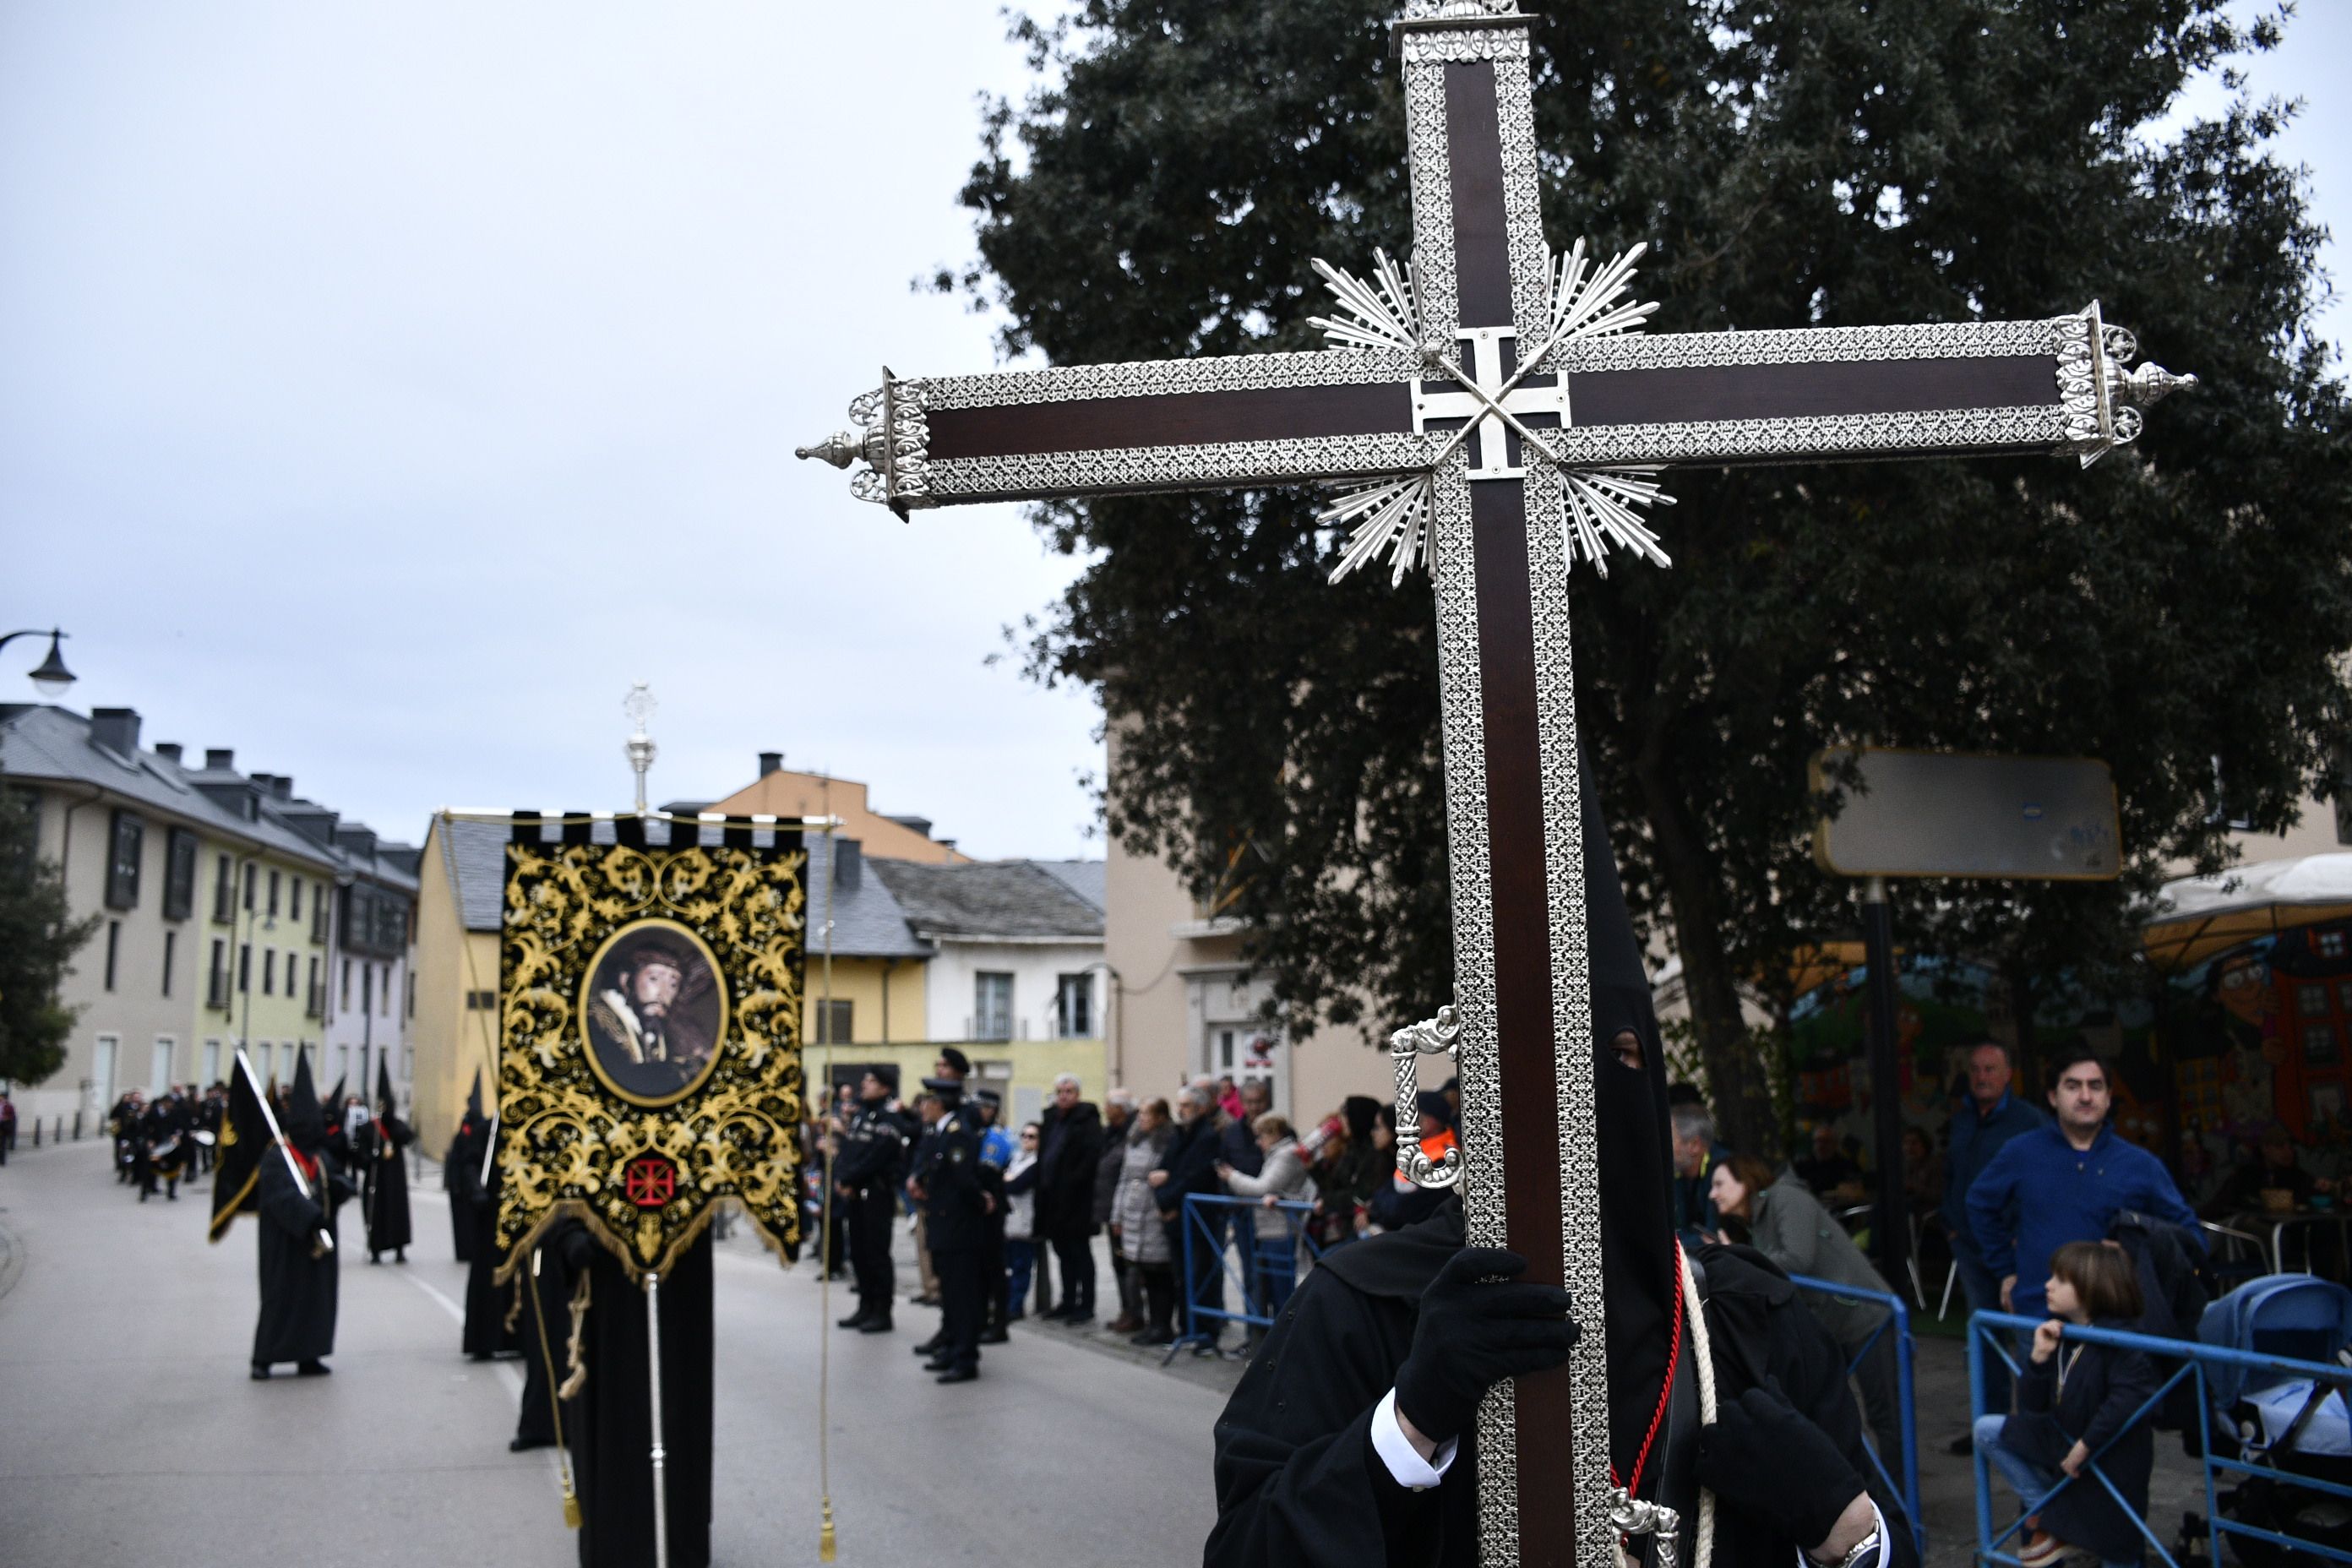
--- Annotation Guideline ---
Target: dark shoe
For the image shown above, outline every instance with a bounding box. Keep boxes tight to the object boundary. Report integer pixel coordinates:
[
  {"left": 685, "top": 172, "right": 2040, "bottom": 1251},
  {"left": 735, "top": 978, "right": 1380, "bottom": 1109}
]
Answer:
[
  {"left": 935, "top": 1366, "right": 978, "bottom": 1384},
  {"left": 1106, "top": 1313, "right": 1141, "bottom": 1334},
  {"left": 509, "top": 1435, "right": 556, "bottom": 1452},
  {"left": 1130, "top": 1328, "right": 1176, "bottom": 1347},
  {"left": 837, "top": 1311, "right": 874, "bottom": 1330},
  {"left": 297, "top": 1359, "right": 330, "bottom": 1377},
  {"left": 1947, "top": 1432, "right": 1974, "bottom": 1456},
  {"left": 395, "top": 1250, "right": 406, "bottom": 1264},
  {"left": 910, "top": 1294, "right": 939, "bottom": 1307},
  {"left": 980, "top": 1328, "right": 1010, "bottom": 1345},
  {"left": 1061, "top": 1312, "right": 1095, "bottom": 1326},
  {"left": 369, "top": 1254, "right": 383, "bottom": 1265},
  {"left": 922, "top": 1355, "right": 956, "bottom": 1372},
  {"left": 858, "top": 1316, "right": 894, "bottom": 1334},
  {"left": 911, "top": 1337, "right": 946, "bottom": 1357},
  {"left": 250, "top": 1364, "right": 271, "bottom": 1380}
]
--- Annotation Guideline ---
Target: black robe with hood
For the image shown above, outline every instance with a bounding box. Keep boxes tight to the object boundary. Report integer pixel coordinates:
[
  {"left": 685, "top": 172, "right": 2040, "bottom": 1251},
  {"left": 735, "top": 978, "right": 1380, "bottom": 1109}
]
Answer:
[
  {"left": 252, "top": 1054, "right": 354, "bottom": 1369},
  {"left": 446, "top": 1070, "right": 487, "bottom": 1264},
  {"left": 462, "top": 1118, "right": 522, "bottom": 1358},
  {"left": 1206, "top": 755, "right": 1918, "bottom": 1568},
  {"left": 361, "top": 1063, "right": 415, "bottom": 1258}
]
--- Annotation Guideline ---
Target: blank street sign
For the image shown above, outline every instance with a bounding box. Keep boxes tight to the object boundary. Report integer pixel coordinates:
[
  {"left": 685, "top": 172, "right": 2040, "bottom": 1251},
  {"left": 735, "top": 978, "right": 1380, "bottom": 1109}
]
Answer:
[{"left": 1811, "top": 748, "right": 2121, "bottom": 880}]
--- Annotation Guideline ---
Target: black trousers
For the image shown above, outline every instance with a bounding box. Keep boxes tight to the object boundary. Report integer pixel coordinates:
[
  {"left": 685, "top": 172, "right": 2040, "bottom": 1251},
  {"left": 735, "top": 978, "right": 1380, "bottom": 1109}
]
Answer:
[
  {"left": 848, "top": 1190, "right": 895, "bottom": 1320},
  {"left": 932, "top": 1248, "right": 984, "bottom": 1373},
  {"left": 1050, "top": 1232, "right": 1096, "bottom": 1316}
]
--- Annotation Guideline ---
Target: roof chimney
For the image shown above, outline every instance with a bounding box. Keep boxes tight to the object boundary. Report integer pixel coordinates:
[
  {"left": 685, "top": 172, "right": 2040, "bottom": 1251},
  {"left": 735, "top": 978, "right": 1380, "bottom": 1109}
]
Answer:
[
  {"left": 335, "top": 824, "right": 378, "bottom": 859},
  {"left": 153, "top": 742, "right": 183, "bottom": 764},
  {"left": 833, "top": 837, "right": 863, "bottom": 891},
  {"left": 758, "top": 750, "right": 784, "bottom": 777},
  {"left": 204, "top": 749, "right": 235, "bottom": 771},
  {"left": 270, "top": 776, "right": 292, "bottom": 799},
  {"left": 90, "top": 707, "right": 141, "bottom": 758}
]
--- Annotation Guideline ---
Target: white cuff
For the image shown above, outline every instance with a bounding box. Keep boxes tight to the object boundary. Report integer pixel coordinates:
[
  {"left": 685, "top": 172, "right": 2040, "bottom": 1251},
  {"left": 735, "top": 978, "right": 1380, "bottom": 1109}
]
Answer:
[
  {"left": 1795, "top": 1498, "right": 1888, "bottom": 1568},
  {"left": 1370, "top": 1387, "right": 1458, "bottom": 1491}
]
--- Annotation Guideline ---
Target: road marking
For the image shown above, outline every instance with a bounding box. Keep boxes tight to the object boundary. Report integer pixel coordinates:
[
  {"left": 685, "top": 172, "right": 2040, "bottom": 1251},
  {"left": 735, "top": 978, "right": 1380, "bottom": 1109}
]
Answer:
[{"left": 400, "top": 1269, "right": 566, "bottom": 1497}]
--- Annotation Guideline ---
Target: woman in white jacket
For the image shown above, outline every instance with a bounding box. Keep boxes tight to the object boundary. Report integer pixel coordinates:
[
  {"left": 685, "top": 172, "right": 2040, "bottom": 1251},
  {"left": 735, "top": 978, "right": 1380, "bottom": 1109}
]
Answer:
[{"left": 1217, "top": 1112, "right": 1318, "bottom": 1322}]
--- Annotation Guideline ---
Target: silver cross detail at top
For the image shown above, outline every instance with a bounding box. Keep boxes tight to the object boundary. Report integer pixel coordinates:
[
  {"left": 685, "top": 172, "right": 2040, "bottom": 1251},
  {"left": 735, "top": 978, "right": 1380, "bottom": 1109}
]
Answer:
[{"left": 795, "top": 3, "right": 2194, "bottom": 1560}]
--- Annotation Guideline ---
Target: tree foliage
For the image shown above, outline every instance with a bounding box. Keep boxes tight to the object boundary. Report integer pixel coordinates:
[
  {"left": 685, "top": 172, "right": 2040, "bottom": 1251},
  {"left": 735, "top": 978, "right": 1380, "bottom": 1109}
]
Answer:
[
  {"left": 952, "top": 0, "right": 2350, "bottom": 1147},
  {"left": 0, "top": 790, "right": 99, "bottom": 1087}
]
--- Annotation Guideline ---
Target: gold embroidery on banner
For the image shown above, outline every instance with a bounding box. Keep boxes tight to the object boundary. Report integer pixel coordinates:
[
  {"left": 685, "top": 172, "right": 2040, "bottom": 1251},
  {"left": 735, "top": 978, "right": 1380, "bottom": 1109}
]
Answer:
[{"left": 492, "top": 838, "right": 808, "bottom": 1282}]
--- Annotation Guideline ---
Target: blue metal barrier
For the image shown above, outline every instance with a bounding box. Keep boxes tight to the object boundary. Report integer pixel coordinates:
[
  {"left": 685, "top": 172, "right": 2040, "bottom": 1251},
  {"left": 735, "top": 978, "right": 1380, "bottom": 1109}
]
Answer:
[
  {"left": 1788, "top": 1272, "right": 1925, "bottom": 1557},
  {"left": 1971, "top": 1309, "right": 2352, "bottom": 1568},
  {"left": 1173, "top": 1193, "right": 1323, "bottom": 1360}
]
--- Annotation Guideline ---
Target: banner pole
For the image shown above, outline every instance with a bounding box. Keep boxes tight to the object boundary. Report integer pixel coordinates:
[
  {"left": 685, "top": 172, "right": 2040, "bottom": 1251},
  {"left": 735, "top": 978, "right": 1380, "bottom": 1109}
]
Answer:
[{"left": 645, "top": 1269, "right": 669, "bottom": 1568}]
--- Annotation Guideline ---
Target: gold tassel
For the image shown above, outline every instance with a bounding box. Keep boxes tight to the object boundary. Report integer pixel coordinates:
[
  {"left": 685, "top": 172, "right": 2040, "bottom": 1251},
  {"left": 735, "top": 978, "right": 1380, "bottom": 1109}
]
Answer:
[
  {"left": 562, "top": 1480, "right": 582, "bottom": 1530},
  {"left": 819, "top": 1496, "right": 837, "bottom": 1562}
]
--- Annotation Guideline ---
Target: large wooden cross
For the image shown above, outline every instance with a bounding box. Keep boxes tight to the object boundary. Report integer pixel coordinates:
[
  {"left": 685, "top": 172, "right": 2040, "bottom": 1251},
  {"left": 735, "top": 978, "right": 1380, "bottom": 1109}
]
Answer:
[{"left": 795, "top": 3, "right": 2191, "bottom": 1561}]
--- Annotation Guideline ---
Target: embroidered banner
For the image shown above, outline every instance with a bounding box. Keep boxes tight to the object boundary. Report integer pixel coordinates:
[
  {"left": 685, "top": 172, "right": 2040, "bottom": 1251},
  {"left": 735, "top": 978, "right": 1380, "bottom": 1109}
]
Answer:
[{"left": 488, "top": 814, "right": 808, "bottom": 1278}]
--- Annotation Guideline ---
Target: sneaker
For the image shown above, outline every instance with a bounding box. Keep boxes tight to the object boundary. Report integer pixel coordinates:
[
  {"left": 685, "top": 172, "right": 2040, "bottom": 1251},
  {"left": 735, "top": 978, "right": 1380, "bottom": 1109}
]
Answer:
[{"left": 2017, "top": 1533, "right": 2078, "bottom": 1567}]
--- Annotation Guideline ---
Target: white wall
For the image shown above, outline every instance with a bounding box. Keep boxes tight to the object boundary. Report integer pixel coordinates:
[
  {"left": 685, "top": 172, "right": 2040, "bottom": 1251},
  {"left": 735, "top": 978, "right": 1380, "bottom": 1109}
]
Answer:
[
  {"left": 923, "top": 937, "right": 1104, "bottom": 1045},
  {"left": 323, "top": 942, "right": 414, "bottom": 1111}
]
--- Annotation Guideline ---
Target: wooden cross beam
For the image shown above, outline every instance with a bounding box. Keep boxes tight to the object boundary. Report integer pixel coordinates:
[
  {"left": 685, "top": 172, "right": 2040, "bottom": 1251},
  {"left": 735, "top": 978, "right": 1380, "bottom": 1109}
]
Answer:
[{"left": 795, "top": 3, "right": 2192, "bottom": 1562}]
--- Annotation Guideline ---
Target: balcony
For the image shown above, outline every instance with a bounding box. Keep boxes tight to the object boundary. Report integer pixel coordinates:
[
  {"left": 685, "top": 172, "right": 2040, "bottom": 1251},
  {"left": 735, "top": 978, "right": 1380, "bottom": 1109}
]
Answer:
[
  {"left": 305, "top": 982, "right": 324, "bottom": 1021},
  {"left": 206, "top": 971, "right": 231, "bottom": 1011}
]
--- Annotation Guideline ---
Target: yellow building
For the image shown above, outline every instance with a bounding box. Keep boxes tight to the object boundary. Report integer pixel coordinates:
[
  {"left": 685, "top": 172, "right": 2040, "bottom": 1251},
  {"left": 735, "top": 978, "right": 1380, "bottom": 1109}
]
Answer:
[
  {"left": 678, "top": 752, "right": 967, "bottom": 865},
  {"left": 411, "top": 813, "right": 505, "bottom": 1153}
]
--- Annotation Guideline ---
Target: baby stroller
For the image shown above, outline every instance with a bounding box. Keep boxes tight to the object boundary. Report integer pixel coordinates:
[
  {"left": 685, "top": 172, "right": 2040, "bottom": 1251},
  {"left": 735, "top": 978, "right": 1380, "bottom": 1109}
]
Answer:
[{"left": 2180, "top": 1276, "right": 2352, "bottom": 1567}]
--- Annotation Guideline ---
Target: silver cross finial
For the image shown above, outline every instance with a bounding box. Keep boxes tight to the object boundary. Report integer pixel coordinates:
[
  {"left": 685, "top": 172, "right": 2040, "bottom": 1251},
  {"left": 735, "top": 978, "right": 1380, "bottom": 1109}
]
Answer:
[{"left": 623, "top": 682, "right": 658, "bottom": 814}]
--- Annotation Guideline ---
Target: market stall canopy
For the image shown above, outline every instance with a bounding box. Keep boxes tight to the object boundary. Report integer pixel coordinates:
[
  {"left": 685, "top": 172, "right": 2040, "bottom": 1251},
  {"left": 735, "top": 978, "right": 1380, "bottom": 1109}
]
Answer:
[{"left": 2143, "top": 853, "right": 2352, "bottom": 971}]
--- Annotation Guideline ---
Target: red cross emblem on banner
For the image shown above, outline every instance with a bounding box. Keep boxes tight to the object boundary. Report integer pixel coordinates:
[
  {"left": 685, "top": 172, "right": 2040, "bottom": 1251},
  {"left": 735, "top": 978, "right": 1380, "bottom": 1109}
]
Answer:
[{"left": 623, "top": 1153, "right": 676, "bottom": 1209}]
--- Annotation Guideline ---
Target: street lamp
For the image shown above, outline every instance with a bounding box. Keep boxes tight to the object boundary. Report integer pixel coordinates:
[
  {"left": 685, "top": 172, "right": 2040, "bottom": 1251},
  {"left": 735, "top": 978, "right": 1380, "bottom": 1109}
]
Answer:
[{"left": 0, "top": 629, "right": 75, "bottom": 699}]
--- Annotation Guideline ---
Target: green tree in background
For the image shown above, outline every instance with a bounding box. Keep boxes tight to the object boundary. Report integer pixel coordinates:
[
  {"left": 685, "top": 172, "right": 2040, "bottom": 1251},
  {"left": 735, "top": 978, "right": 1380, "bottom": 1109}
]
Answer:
[
  {"left": 950, "top": 0, "right": 2350, "bottom": 1150},
  {"left": 0, "top": 790, "right": 99, "bottom": 1087}
]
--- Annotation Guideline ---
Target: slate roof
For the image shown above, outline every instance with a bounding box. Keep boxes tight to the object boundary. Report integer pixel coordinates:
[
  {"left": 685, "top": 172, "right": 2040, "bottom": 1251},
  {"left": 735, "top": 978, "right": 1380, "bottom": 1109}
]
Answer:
[
  {"left": 1031, "top": 858, "right": 1106, "bottom": 914},
  {"left": 1, "top": 704, "right": 340, "bottom": 870},
  {"left": 867, "top": 857, "right": 1106, "bottom": 941},
  {"left": 432, "top": 816, "right": 933, "bottom": 958}
]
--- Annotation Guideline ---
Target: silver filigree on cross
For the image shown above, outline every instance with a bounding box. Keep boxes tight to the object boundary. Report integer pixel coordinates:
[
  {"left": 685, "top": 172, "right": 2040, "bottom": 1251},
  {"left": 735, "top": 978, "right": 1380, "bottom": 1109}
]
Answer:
[
  {"left": 1391, "top": 1004, "right": 1465, "bottom": 1189},
  {"left": 2056, "top": 304, "right": 2197, "bottom": 467},
  {"left": 1315, "top": 238, "right": 1674, "bottom": 585}
]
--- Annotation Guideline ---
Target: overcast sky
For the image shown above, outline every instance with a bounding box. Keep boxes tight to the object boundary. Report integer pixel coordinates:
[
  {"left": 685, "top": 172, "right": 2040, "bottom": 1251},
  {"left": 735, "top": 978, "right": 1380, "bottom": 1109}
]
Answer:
[{"left": 3, "top": 2, "right": 2343, "bottom": 863}]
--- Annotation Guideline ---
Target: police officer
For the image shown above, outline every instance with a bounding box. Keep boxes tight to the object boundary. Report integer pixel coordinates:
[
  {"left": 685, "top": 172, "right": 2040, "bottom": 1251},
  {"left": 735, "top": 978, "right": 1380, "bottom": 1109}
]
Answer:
[
  {"left": 907, "top": 1077, "right": 987, "bottom": 1384},
  {"left": 833, "top": 1066, "right": 908, "bottom": 1334}
]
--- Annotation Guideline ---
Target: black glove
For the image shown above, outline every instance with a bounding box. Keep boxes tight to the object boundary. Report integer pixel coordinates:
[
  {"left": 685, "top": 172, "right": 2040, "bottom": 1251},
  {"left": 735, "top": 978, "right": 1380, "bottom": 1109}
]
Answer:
[
  {"left": 1695, "top": 1383, "right": 1865, "bottom": 1552},
  {"left": 1393, "top": 1247, "right": 1579, "bottom": 1444}
]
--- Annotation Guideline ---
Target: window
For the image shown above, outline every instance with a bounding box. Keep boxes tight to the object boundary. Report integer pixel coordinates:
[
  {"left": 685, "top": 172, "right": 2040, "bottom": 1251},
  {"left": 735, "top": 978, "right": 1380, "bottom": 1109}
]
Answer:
[
  {"left": 407, "top": 971, "right": 417, "bottom": 1017},
  {"left": 105, "top": 810, "right": 144, "bottom": 910},
  {"left": 2300, "top": 986, "right": 2332, "bottom": 1019},
  {"left": 242, "top": 863, "right": 255, "bottom": 912},
  {"left": 150, "top": 1038, "right": 173, "bottom": 1095},
  {"left": 466, "top": 989, "right": 498, "bottom": 1011},
  {"left": 104, "top": 920, "right": 122, "bottom": 989},
  {"left": 237, "top": 942, "right": 252, "bottom": 994},
  {"left": 93, "top": 1035, "right": 119, "bottom": 1106},
  {"left": 2322, "top": 929, "right": 2350, "bottom": 961},
  {"left": 161, "top": 930, "right": 175, "bottom": 997},
  {"left": 263, "top": 949, "right": 275, "bottom": 996},
  {"left": 214, "top": 854, "right": 235, "bottom": 922},
  {"left": 814, "top": 999, "right": 853, "bottom": 1044},
  {"left": 290, "top": 878, "right": 302, "bottom": 923},
  {"left": 342, "top": 883, "right": 411, "bottom": 957},
  {"left": 341, "top": 959, "right": 351, "bottom": 1009},
  {"left": 973, "top": 972, "right": 1014, "bottom": 1041},
  {"left": 362, "top": 964, "right": 373, "bottom": 1015},
  {"left": 209, "top": 939, "right": 229, "bottom": 1009},
  {"left": 2306, "top": 1023, "right": 2341, "bottom": 1065},
  {"left": 380, "top": 963, "right": 391, "bottom": 1014},
  {"left": 163, "top": 829, "right": 198, "bottom": 920},
  {"left": 267, "top": 869, "right": 280, "bottom": 917},
  {"left": 307, "top": 956, "right": 321, "bottom": 1015},
  {"left": 1055, "top": 973, "right": 1095, "bottom": 1037},
  {"left": 201, "top": 1039, "right": 220, "bottom": 1086}
]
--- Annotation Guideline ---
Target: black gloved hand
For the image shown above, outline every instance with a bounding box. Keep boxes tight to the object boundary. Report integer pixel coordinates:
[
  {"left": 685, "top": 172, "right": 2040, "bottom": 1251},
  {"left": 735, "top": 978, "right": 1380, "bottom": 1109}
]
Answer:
[
  {"left": 1695, "top": 1383, "right": 1865, "bottom": 1552},
  {"left": 1393, "top": 1247, "right": 1579, "bottom": 1444}
]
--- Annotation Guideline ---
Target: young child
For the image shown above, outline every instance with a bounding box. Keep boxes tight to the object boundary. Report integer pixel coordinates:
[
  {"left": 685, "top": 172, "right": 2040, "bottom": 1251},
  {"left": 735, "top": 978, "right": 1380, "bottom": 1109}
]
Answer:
[{"left": 1973, "top": 1240, "right": 2159, "bottom": 1567}]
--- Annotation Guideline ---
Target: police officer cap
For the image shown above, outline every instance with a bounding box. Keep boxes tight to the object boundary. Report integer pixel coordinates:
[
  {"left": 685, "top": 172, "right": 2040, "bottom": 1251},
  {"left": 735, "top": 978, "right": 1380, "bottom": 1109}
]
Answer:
[
  {"left": 920, "top": 1075, "right": 963, "bottom": 1097},
  {"left": 972, "top": 1087, "right": 1002, "bottom": 1107},
  {"left": 865, "top": 1063, "right": 901, "bottom": 1092}
]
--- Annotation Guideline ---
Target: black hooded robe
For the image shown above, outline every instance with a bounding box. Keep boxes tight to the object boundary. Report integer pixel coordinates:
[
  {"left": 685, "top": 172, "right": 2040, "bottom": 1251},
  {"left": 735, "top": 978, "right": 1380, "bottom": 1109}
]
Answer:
[
  {"left": 252, "top": 1148, "right": 351, "bottom": 1367},
  {"left": 561, "top": 1230, "right": 715, "bottom": 1568},
  {"left": 361, "top": 1113, "right": 414, "bottom": 1257},
  {"left": 462, "top": 1136, "right": 522, "bottom": 1359},
  {"left": 513, "top": 1226, "right": 580, "bottom": 1450},
  {"left": 447, "top": 1116, "right": 485, "bottom": 1264}
]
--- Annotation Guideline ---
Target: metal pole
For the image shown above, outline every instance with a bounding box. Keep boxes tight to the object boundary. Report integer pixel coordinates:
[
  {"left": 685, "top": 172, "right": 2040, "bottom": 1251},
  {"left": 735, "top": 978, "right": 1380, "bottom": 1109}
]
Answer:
[
  {"left": 1859, "top": 877, "right": 1909, "bottom": 1288},
  {"left": 236, "top": 1048, "right": 333, "bottom": 1254},
  {"left": 645, "top": 1270, "right": 669, "bottom": 1568}
]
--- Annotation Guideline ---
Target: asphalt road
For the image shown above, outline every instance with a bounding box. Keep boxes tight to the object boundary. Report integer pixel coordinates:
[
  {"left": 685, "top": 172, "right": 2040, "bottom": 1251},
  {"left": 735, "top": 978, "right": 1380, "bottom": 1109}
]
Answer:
[{"left": 0, "top": 1141, "right": 1227, "bottom": 1566}]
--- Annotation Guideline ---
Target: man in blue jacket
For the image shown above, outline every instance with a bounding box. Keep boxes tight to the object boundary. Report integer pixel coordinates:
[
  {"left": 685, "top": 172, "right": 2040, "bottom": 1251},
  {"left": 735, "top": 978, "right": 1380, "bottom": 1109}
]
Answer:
[
  {"left": 1941, "top": 1041, "right": 2045, "bottom": 1445},
  {"left": 1967, "top": 1047, "right": 2200, "bottom": 1372}
]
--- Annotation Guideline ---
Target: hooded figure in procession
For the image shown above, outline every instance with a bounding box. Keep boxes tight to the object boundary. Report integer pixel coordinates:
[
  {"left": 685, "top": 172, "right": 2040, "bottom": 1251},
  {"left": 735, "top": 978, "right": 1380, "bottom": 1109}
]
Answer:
[
  {"left": 445, "top": 1070, "right": 489, "bottom": 1264},
  {"left": 358, "top": 1059, "right": 414, "bottom": 1265},
  {"left": 461, "top": 1108, "right": 522, "bottom": 1360},
  {"left": 1206, "top": 758, "right": 1915, "bottom": 1568},
  {"left": 251, "top": 1053, "right": 356, "bottom": 1380}
]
